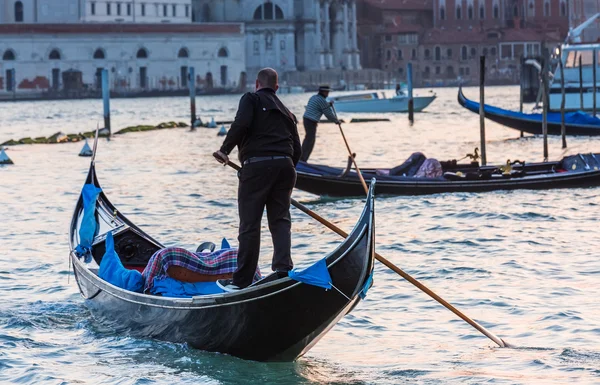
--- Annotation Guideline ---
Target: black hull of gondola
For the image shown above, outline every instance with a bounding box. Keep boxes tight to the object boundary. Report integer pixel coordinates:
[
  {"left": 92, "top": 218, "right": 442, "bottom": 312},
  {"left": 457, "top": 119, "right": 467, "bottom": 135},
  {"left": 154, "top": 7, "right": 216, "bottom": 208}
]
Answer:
[
  {"left": 295, "top": 162, "right": 600, "bottom": 197},
  {"left": 70, "top": 164, "right": 375, "bottom": 362},
  {"left": 458, "top": 87, "right": 600, "bottom": 136}
]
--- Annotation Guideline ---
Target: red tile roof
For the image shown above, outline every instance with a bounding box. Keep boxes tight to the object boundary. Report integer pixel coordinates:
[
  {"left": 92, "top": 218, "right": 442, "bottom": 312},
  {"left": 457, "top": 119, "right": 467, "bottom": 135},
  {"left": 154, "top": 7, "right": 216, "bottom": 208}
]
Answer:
[
  {"left": 0, "top": 23, "right": 243, "bottom": 35},
  {"left": 364, "top": 0, "right": 433, "bottom": 11}
]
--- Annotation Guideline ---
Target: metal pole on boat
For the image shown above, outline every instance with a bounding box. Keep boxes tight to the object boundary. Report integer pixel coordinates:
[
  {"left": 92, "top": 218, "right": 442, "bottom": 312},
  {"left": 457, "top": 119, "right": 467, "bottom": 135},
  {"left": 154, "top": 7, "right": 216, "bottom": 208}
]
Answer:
[
  {"left": 519, "top": 56, "right": 524, "bottom": 137},
  {"left": 559, "top": 55, "right": 567, "bottom": 149},
  {"left": 479, "top": 55, "right": 487, "bottom": 166},
  {"left": 542, "top": 51, "right": 549, "bottom": 162},
  {"left": 579, "top": 55, "right": 584, "bottom": 110},
  {"left": 593, "top": 49, "right": 597, "bottom": 117},
  {"left": 407, "top": 62, "right": 414, "bottom": 124},
  {"left": 101, "top": 69, "right": 111, "bottom": 136},
  {"left": 189, "top": 66, "right": 196, "bottom": 130}
]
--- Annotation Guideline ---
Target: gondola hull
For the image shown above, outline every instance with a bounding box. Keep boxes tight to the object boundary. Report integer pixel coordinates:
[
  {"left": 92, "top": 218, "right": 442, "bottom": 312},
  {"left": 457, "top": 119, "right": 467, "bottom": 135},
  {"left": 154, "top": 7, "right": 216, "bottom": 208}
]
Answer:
[
  {"left": 70, "top": 164, "right": 375, "bottom": 362},
  {"left": 295, "top": 161, "right": 600, "bottom": 197},
  {"left": 458, "top": 87, "right": 600, "bottom": 136}
]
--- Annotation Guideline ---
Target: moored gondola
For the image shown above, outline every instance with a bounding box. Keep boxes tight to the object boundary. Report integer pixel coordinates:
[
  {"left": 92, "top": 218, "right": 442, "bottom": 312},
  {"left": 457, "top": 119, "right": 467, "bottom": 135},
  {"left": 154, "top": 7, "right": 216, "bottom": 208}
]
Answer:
[
  {"left": 69, "top": 154, "right": 375, "bottom": 362},
  {"left": 458, "top": 87, "right": 600, "bottom": 136},
  {"left": 295, "top": 153, "right": 600, "bottom": 197}
]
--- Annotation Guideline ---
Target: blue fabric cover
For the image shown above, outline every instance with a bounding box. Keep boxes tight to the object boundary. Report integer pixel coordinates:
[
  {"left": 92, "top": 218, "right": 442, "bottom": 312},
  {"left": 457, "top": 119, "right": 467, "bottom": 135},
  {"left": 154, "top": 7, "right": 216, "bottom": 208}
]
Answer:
[
  {"left": 288, "top": 258, "right": 332, "bottom": 290},
  {"left": 462, "top": 97, "right": 600, "bottom": 126},
  {"left": 75, "top": 184, "right": 103, "bottom": 262},
  {"left": 98, "top": 232, "right": 144, "bottom": 293},
  {"left": 359, "top": 272, "right": 374, "bottom": 299},
  {"left": 221, "top": 238, "right": 230, "bottom": 249},
  {"left": 150, "top": 277, "right": 225, "bottom": 297}
]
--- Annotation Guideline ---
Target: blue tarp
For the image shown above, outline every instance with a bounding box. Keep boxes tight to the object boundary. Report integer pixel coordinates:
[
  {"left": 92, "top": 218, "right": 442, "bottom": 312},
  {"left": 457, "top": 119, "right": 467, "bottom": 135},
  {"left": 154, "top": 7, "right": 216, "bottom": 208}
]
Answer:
[
  {"left": 359, "top": 272, "right": 374, "bottom": 299},
  {"left": 98, "top": 232, "right": 144, "bottom": 293},
  {"left": 75, "top": 184, "right": 102, "bottom": 262},
  {"left": 150, "top": 277, "right": 225, "bottom": 297},
  {"left": 288, "top": 258, "right": 332, "bottom": 290},
  {"left": 462, "top": 97, "right": 600, "bottom": 126}
]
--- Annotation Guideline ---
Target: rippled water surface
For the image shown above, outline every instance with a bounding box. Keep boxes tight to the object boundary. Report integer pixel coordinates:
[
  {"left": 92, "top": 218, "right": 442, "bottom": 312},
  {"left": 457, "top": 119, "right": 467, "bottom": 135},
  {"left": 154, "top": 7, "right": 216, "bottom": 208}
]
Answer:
[{"left": 1, "top": 86, "right": 600, "bottom": 384}]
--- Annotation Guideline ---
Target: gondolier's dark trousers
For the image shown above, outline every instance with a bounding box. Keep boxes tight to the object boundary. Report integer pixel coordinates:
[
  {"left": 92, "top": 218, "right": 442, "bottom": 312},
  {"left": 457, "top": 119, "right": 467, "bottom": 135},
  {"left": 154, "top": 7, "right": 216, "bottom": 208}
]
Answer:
[
  {"left": 300, "top": 117, "right": 319, "bottom": 162},
  {"left": 233, "top": 157, "right": 297, "bottom": 288}
]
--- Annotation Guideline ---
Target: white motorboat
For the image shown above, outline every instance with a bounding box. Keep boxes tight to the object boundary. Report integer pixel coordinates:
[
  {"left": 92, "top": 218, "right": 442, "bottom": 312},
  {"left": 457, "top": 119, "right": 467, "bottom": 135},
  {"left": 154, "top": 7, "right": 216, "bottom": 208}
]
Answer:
[{"left": 328, "top": 91, "right": 436, "bottom": 113}]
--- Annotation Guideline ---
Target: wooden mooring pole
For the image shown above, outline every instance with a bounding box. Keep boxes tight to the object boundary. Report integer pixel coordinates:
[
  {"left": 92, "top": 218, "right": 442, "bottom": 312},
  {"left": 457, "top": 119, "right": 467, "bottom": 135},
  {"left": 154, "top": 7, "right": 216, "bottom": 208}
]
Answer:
[
  {"left": 559, "top": 55, "right": 567, "bottom": 149},
  {"left": 101, "top": 69, "right": 111, "bottom": 136},
  {"left": 519, "top": 56, "right": 524, "bottom": 137},
  {"left": 479, "top": 56, "right": 487, "bottom": 166},
  {"left": 579, "top": 55, "right": 584, "bottom": 110},
  {"left": 542, "top": 51, "right": 549, "bottom": 162},
  {"left": 189, "top": 66, "right": 196, "bottom": 130},
  {"left": 594, "top": 49, "right": 597, "bottom": 116},
  {"left": 407, "top": 62, "right": 414, "bottom": 124}
]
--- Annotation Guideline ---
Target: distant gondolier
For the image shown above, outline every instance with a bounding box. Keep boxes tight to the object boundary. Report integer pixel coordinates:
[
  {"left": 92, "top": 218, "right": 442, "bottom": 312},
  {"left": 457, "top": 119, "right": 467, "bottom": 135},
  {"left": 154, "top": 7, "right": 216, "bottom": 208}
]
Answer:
[
  {"left": 213, "top": 68, "right": 302, "bottom": 290},
  {"left": 301, "top": 85, "right": 340, "bottom": 162}
]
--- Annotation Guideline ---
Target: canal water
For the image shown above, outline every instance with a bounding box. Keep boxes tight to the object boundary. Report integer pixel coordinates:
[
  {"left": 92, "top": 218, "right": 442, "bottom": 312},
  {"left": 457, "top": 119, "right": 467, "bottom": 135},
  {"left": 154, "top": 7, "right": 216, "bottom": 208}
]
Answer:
[{"left": 1, "top": 86, "right": 599, "bottom": 384}]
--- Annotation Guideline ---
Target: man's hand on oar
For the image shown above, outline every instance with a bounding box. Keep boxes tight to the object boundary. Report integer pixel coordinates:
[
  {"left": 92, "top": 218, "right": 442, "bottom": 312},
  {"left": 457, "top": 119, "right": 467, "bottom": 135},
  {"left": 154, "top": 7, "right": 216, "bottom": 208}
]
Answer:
[{"left": 213, "top": 151, "right": 229, "bottom": 166}]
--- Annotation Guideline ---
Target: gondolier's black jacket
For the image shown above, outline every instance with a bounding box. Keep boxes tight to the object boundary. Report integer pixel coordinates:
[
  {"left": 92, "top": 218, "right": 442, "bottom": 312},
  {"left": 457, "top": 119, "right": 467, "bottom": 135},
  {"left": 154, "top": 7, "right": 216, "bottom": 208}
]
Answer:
[{"left": 220, "top": 88, "right": 302, "bottom": 165}]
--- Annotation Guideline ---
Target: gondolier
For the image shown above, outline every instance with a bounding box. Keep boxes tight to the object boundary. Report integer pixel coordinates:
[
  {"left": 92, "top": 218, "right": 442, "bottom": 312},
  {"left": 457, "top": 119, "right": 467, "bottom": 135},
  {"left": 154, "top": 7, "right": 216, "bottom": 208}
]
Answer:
[
  {"left": 301, "top": 85, "right": 340, "bottom": 162},
  {"left": 213, "top": 68, "right": 302, "bottom": 290}
]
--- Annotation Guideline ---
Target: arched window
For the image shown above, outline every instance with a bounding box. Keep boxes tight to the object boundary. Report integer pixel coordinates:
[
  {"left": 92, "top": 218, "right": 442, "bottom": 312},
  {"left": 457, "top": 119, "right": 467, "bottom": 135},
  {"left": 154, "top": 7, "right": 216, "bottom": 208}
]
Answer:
[
  {"left": 456, "top": 5, "right": 461, "bottom": 20},
  {"left": 447, "top": 48, "right": 452, "bottom": 58},
  {"left": 513, "top": 5, "right": 518, "bottom": 17},
  {"left": 218, "top": 47, "right": 228, "bottom": 57},
  {"left": 560, "top": 1, "right": 566, "bottom": 16},
  {"left": 479, "top": 5, "right": 484, "bottom": 19},
  {"left": 435, "top": 46, "right": 441, "bottom": 61},
  {"left": 14, "top": 1, "right": 23, "bottom": 22},
  {"left": 468, "top": 5, "right": 473, "bottom": 20},
  {"left": 461, "top": 46, "right": 468, "bottom": 60},
  {"left": 470, "top": 47, "right": 477, "bottom": 57},
  {"left": 136, "top": 48, "right": 148, "bottom": 59},
  {"left": 493, "top": 5, "right": 499, "bottom": 18},
  {"left": 178, "top": 48, "right": 189, "bottom": 58},
  {"left": 253, "top": 3, "right": 284, "bottom": 20},
  {"left": 544, "top": 1, "right": 550, "bottom": 17},
  {"left": 440, "top": 6, "right": 445, "bottom": 20},
  {"left": 3, "top": 50, "right": 16, "bottom": 61},
  {"left": 93, "top": 48, "right": 105, "bottom": 59},
  {"left": 424, "top": 48, "right": 431, "bottom": 59},
  {"left": 49, "top": 49, "right": 61, "bottom": 60},
  {"left": 397, "top": 49, "right": 403, "bottom": 60}
]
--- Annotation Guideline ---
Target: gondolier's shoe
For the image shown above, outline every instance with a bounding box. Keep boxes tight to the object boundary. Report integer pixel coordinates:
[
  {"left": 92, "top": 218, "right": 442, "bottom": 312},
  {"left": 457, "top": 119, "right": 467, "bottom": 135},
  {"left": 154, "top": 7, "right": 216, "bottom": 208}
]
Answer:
[{"left": 216, "top": 279, "right": 241, "bottom": 292}]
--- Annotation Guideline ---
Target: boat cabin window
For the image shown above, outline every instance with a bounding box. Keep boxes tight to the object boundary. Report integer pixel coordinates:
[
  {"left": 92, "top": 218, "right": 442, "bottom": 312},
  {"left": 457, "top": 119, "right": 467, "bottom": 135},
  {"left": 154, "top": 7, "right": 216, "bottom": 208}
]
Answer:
[{"left": 564, "top": 50, "right": 597, "bottom": 68}]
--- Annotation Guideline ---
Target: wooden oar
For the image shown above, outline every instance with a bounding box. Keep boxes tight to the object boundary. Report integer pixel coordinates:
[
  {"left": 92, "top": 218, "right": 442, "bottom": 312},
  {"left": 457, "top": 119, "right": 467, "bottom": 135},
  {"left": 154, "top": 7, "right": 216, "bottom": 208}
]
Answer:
[{"left": 219, "top": 158, "right": 508, "bottom": 348}]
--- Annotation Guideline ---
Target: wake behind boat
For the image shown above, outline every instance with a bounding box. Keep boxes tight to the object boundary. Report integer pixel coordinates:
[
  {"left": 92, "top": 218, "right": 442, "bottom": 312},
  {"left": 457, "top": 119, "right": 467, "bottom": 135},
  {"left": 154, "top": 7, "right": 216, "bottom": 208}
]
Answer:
[
  {"left": 69, "top": 146, "right": 375, "bottom": 361},
  {"left": 329, "top": 91, "right": 436, "bottom": 113},
  {"left": 295, "top": 152, "right": 600, "bottom": 197},
  {"left": 458, "top": 87, "right": 600, "bottom": 136}
]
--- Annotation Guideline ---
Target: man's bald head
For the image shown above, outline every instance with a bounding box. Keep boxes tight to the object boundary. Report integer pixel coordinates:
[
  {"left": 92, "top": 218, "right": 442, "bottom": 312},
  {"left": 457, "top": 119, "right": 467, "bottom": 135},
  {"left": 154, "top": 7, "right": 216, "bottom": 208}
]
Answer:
[{"left": 256, "top": 68, "right": 279, "bottom": 91}]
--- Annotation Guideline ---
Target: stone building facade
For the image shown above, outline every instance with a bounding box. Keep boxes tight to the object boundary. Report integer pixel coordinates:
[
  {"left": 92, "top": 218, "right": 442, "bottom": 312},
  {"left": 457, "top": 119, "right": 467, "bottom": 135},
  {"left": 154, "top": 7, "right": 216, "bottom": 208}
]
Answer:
[
  {"left": 192, "top": 0, "right": 360, "bottom": 75},
  {"left": 359, "top": 0, "right": 569, "bottom": 86}
]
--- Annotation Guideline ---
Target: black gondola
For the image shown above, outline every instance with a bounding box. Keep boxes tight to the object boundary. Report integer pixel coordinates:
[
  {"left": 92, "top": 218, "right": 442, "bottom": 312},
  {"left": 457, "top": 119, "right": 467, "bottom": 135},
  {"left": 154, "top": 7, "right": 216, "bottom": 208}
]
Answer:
[
  {"left": 458, "top": 87, "right": 600, "bottom": 136},
  {"left": 69, "top": 155, "right": 375, "bottom": 362},
  {"left": 295, "top": 153, "right": 600, "bottom": 197}
]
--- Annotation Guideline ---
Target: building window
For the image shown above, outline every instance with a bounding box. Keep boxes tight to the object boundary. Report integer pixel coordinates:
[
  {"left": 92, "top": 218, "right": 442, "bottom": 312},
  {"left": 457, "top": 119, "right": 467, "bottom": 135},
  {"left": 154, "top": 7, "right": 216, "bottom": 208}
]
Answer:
[
  {"left": 107, "top": 2, "right": 111, "bottom": 15},
  {"left": 173, "top": 4, "right": 176, "bottom": 17},
  {"left": 141, "top": 4, "right": 145, "bottom": 16},
  {"left": 218, "top": 47, "right": 228, "bottom": 57},
  {"left": 127, "top": 3, "right": 131, "bottom": 16},
  {"left": 185, "top": 5, "right": 190, "bottom": 17},
  {"left": 424, "top": 66, "right": 430, "bottom": 78},
  {"left": 136, "top": 48, "right": 148, "bottom": 58},
  {"left": 479, "top": 5, "right": 484, "bottom": 19},
  {"left": 49, "top": 49, "right": 61, "bottom": 60},
  {"left": 446, "top": 66, "right": 454, "bottom": 77},
  {"left": 399, "top": 68, "right": 404, "bottom": 75},
  {"left": 435, "top": 46, "right": 441, "bottom": 61},
  {"left": 490, "top": 47, "right": 497, "bottom": 55},
  {"left": 117, "top": 2, "right": 121, "bottom": 16},
  {"left": 440, "top": 6, "right": 445, "bottom": 20},
  {"left": 163, "top": 4, "right": 167, "bottom": 17},
  {"left": 280, "top": 40, "right": 285, "bottom": 50},
  {"left": 91, "top": 2, "right": 96, "bottom": 15},
  {"left": 385, "top": 35, "right": 392, "bottom": 42},
  {"left": 456, "top": 5, "right": 461, "bottom": 20},
  {"left": 465, "top": 67, "right": 470, "bottom": 75},
  {"left": 482, "top": 47, "right": 488, "bottom": 56},
  {"left": 266, "top": 32, "right": 273, "bottom": 49},
  {"left": 470, "top": 47, "right": 477, "bottom": 57},
  {"left": 435, "top": 66, "right": 441, "bottom": 75},
  {"left": 447, "top": 48, "right": 452, "bottom": 58},
  {"left": 424, "top": 48, "right": 431, "bottom": 59},
  {"left": 544, "top": 1, "right": 550, "bottom": 17},
  {"left": 397, "top": 49, "right": 403, "bottom": 60},
  {"left": 93, "top": 48, "right": 105, "bottom": 59},
  {"left": 3, "top": 50, "right": 16, "bottom": 61},
  {"left": 468, "top": 5, "right": 473, "bottom": 19},
  {"left": 386, "top": 50, "right": 391, "bottom": 61},
  {"left": 412, "top": 48, "right": 417, "bottom": 59},
  {"left": 178, "top": 48, "right": 189, "bottom": 58},
  {"left": 459, "top": 67, "right": 464, "bottom": 76},
  {"left": 493, "top": 5, "right": 499, "bottom": 19},
  {"left": 14, "top": 1, "right": 23, "bottom": 22},
  {"left": 461, "top": 45, "right": 468, "bottom": 60},
  {"left": 253, "top": 41, "right": 259, "bottom": 55},
  {"left": 560, "top": 1, "right": 566, "bottom": 16},
  {"left": 253, "top": 3, "right": 284, "bottom": 20}
]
